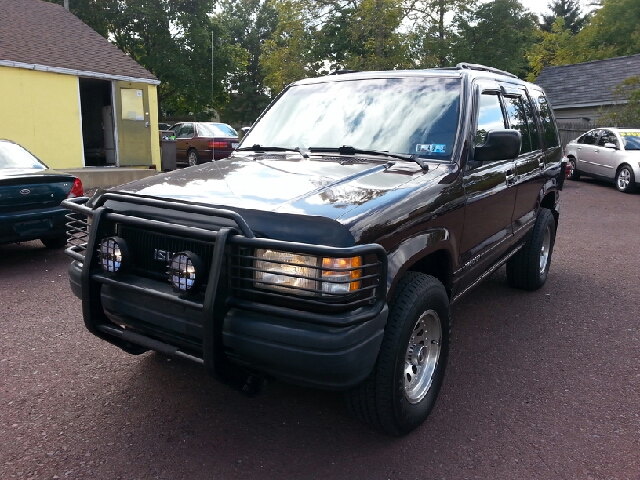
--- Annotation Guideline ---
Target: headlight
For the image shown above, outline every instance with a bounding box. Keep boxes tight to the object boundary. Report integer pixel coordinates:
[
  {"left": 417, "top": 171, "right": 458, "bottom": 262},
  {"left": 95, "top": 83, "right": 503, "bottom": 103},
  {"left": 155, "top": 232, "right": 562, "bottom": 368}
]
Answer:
[
  {"left": 254, "top": 249, "right": 362, "bottom": 296},
  {"left": 98, "top": 236, "right": 128, "bottom": 273},
  {"left": 169, "top": 251, "right": 203, "bottom": 293}
]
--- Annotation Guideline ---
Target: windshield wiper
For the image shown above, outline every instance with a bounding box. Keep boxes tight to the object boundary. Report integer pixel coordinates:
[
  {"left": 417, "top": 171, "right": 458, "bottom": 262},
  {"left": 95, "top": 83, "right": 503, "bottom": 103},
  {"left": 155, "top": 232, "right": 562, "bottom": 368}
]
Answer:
[
  {"left": 236, "top": 144, "right": 303, "bottom": 154},
  {"left": 308, "top": 145, "right": 428, "bottom": 170}
]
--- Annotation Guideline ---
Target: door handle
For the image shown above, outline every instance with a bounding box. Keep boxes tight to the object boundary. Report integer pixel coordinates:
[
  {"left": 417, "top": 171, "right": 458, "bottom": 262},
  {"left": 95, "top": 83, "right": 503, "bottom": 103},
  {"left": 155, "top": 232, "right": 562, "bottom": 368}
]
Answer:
[{"left": 505, "top": 169, "right": 517, "bottom": 186}]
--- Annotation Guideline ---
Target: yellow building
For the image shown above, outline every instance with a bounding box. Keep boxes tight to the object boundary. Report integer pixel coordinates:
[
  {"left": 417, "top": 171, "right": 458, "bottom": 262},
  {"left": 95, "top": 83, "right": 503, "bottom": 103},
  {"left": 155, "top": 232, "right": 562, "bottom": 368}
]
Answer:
[{"left": 0, "top": 0, "right": 161, "bottom": 181}]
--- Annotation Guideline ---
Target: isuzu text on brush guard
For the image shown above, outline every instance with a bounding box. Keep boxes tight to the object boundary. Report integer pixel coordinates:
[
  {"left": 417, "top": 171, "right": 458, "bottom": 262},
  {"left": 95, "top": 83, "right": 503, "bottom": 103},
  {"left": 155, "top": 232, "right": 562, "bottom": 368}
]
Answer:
[{"left": 64, "top": 64, "right": 564, "bottom": 435}]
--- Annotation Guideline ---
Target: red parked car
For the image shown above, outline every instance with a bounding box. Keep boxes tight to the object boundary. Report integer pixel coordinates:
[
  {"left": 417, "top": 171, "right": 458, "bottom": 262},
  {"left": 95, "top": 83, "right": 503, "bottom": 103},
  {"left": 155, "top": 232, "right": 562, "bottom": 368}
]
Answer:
[{"left": 169, "top": 122, "right": 239, "bottom": 166}]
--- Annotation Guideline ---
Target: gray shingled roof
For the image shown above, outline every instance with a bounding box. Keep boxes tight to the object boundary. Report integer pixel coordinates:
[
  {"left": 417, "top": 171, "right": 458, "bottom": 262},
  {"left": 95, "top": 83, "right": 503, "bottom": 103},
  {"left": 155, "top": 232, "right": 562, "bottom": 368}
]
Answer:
[
  {"left": 0, "top": 0, "right": 157, "bottom": 82},
  {"left": 535, "top": 54, "right": 640, "bottom": 109}
]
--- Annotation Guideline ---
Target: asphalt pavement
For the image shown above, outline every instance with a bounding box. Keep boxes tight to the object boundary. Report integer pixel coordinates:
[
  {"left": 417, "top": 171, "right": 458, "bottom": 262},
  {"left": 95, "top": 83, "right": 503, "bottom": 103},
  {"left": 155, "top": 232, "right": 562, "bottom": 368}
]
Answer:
[{"left": 1, "top": 178, "right": 639, "bottom": 480}]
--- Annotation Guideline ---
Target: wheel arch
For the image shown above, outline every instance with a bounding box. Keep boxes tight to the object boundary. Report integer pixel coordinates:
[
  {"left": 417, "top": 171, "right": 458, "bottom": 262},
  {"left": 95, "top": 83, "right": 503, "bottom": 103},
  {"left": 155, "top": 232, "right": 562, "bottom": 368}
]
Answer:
[
  {"left": 540, "top": 190, "right": 558, "bottom": 228},
  {"left": 385, "top": 228, "right": 455, "bottom": 301}
]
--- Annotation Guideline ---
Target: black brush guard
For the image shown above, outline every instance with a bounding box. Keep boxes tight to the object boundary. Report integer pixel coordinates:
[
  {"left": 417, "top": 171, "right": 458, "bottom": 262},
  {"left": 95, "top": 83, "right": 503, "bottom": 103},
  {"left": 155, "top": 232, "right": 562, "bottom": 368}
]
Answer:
[{"left": 63, "top": 193, "right": 388, "bottom": 384}]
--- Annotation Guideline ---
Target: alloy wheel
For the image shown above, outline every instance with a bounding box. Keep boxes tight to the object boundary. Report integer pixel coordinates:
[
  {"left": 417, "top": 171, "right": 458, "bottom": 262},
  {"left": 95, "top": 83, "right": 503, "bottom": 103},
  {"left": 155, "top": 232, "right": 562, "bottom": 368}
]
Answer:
[{"left": 404, "top": 309, "right": 442, "bottom": 404}]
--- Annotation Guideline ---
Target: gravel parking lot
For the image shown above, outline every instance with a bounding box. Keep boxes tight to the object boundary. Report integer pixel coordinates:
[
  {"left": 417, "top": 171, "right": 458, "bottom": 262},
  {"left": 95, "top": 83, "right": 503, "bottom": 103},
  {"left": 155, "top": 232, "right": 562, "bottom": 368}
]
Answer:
[{"left": 1, "top": 178, "right": 639, "bottom": 480}]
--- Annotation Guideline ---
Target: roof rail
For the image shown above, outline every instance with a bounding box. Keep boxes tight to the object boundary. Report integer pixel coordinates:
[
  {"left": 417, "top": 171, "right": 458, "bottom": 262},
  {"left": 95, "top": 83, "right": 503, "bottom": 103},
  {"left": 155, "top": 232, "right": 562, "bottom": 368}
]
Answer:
[
  {"left": 330, "top": 69, "right": 358, "bottom": 75},
  {"left": 455, "top": 63, "right": 518, "bottom": 79}
]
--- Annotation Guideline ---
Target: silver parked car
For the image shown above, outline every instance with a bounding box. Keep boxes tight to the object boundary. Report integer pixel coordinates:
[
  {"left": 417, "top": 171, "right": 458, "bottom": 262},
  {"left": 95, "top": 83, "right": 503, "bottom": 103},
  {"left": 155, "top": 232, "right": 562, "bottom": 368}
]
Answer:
[{"left": 565, "top": 128, "right": 640, "bottom": 193}]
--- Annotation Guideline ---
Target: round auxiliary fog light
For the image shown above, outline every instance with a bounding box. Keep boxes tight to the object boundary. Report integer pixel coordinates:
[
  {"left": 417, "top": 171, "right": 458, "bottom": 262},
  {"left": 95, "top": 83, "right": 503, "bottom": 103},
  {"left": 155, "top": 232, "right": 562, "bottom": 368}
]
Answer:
[
  {"left": 98, "top": 236, "right": 128, "bottom": 273},
  {"left": 169, "top": 251, "right": 203, "bottom": 293}
]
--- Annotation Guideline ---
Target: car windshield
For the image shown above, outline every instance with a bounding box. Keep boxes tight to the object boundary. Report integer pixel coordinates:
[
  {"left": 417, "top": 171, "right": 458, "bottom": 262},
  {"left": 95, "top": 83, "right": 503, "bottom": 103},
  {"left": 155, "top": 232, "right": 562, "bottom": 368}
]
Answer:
[
  {"left": 199, "top": 123, "right": 238, "bottom": 137},
  {"left": 242, "top": 76, "right": 462, "bottom": 161},
  {"left": 0, "top": 142, "right": 47, "bottom": 170},
  {"left": 620, "top": 131, "right": 640, "bottom": 150}
]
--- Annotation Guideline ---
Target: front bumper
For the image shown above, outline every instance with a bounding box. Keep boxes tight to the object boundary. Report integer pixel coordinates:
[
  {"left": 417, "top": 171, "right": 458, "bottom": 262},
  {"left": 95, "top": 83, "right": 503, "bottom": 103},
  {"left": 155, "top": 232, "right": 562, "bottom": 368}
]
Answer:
[{"left": 65, "top": 194, "right": 388, "bottom": 390}]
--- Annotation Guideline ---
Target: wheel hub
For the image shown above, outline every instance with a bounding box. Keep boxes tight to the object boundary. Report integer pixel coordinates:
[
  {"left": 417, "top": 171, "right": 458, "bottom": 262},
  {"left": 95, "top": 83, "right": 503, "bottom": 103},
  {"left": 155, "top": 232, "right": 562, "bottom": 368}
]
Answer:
[{"left": 403, "top": 309, "right": 442, "bottom": 404}]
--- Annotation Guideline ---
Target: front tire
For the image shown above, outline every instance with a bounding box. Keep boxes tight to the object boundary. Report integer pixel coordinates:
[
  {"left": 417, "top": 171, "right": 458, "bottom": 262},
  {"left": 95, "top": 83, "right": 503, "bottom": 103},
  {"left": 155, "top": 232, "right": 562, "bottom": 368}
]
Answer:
[
  {"left": 40, "top": 235, "right": 66, "bottom": 249},
  {"left": 616, "top": 165, "right": 636, "bottom": 193},
  {"left": 187, "top": 149, "right": 200, "bottom": 167},
  {"left": 507, "top": 208, "right": 556, "bottom": 290},
  {"left": 346, "top": 272, "right": 450, "bottom": 436}
]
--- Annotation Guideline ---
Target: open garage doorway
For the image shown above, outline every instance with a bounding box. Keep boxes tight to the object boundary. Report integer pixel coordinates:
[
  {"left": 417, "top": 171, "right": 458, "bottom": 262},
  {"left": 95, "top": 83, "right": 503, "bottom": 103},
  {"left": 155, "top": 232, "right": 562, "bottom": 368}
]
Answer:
[{"left": 79, "top": 78, "right": 116, "bottom": 166}]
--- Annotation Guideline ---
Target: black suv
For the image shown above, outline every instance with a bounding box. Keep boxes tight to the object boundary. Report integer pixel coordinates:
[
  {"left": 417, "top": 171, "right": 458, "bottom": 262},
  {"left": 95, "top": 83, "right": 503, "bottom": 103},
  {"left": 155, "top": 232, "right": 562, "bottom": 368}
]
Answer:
[{"left": 64, "top": 64, "right": 564, "bottom": 436}]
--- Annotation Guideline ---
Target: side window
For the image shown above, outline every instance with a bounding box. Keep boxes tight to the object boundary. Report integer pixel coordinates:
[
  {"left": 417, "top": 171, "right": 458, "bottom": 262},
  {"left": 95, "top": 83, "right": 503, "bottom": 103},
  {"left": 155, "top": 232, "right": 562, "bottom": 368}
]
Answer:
[
  {"left": 536, "top": 95, "right": 559, "bottom": 148},
  {"left": 504, "top": 95, "right": 532, "bottom": 154},
  {"left": 582, "top": 131, "right": 598, "bottom": 145},
  {"left": 475, "top": 92, "right": 505, "bottom": 146},
  {"left": 178, "top": 123, "right": 194, "bottom": 138}
]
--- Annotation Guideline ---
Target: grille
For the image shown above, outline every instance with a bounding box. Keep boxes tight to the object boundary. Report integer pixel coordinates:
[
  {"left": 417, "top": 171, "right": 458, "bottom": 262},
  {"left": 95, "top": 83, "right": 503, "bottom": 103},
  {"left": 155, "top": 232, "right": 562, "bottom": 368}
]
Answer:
[
  {"left": 65, "top": 211, "right": 90, "bottom": 258},
  {"left": 117, "top": 225, "right": 215, "bottom": 282}
]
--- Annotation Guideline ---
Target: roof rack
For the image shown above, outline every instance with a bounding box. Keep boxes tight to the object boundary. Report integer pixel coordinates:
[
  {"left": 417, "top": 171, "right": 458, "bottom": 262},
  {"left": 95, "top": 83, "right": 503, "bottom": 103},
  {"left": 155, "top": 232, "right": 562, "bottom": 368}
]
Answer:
[
  {"left": 455, "top": 63, "right": 518, "bottom": 79},
  {"left": 330, "top": 69, "right": 358, "bottom": 75}
]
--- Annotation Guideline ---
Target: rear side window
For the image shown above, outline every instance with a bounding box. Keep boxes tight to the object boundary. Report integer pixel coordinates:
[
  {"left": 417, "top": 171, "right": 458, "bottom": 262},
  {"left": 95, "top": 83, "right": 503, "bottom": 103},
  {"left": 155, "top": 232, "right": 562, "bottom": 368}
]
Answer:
[
  {"left": 504, "top": 95, "right": 533, "bottom": 154},
  {"left": 579, "top": 131, "right": 598, "bottom": 145},
  {"left": 475, "top": 93, "right": 505, "bottom": 146},
  {"left": 535, "top": 95, "right": 559, "bottom": 148}
]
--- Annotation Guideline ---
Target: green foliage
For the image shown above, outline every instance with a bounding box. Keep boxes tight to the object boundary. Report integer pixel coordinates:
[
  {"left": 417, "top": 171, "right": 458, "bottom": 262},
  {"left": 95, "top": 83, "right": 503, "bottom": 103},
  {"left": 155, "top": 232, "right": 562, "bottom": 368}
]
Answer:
[
  {"left": 216, "top": 0, "right": 278, "bottom": 125},
  {"left": 526, "top": 17, "right": 575, "bottom": 81},
  {"left": 452, "top": 0, "right": 538, "bottom": 78},
  {"left": 260, "top": 0, "right": 320, "bottom": 96},
  {"left": 561, "top": 0, "right": 640, "bottom": 63},
  {"left": 342, "top": 0, "right": 410, "bottom": 71},
  {"left": 408, "top": 0, "right": 474, "bottom": 68},
  {"left": 541, "top": 0, "right": 588, "bottom": 34},
  {"left": 599, "top": 76, "right": 640, "bottom": 126},
  {"left": 46, "top": 0, "right": 246, "bottom": 117}
]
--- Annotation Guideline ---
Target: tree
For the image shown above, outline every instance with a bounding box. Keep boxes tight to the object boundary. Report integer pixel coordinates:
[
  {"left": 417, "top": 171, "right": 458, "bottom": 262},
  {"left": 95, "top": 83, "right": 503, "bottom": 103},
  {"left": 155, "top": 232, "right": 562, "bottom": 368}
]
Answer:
[
  {"left": 452, "top": 0, "right": 538, "bottom": 78},
  {"left": 408, "top": 0, "right": 474, "bottom": 68},
  {"left": 541, "top": 0, "right": 588, "bottom": 34},
  {"left": 46, "top": 0, "right": 246, "bottom": 117},
  {"left": 527, "top": 17, "right": 575, "bottom": 81},
  {"left": 216, "top": 0, "right": 278, "bottom": 125},
  {"left": 342, "top": 0, "right": 410, "bottom": 70},
  {"left": 561, "top": 0, "right": 640, "bottom": 63},
  {"left": 259, "top": 0, "right": 320, "bottom": 96}
]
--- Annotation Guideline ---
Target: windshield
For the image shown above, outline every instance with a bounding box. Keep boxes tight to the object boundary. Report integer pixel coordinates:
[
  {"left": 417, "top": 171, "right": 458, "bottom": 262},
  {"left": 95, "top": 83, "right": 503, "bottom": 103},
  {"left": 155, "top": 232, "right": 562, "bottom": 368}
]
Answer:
[
  {"left": 199, "top": 123, "right": 238, "bottom": 137},
  {"left": 0, "top": 142, "right": 47, "bottom": 170},
  {"left": 243, "top": 76, "right": 461, "bottom": 161},
  {"left": 620, "top": 131, "right": 640, "bottom": 150}
]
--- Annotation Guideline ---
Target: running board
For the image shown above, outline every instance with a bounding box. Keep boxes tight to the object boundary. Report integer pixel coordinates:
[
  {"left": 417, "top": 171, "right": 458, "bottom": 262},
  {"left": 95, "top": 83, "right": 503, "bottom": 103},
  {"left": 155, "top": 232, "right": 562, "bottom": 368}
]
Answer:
[{"left": 451, "top": 245, "right": 523, "bottom": 304}]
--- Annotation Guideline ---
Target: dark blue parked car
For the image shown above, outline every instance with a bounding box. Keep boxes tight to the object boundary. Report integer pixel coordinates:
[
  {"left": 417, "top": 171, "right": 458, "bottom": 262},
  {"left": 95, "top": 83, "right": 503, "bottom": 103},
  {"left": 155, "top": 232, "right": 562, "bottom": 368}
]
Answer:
[{"left": 0, "top": 139, "right": 83, "bottom": 248}]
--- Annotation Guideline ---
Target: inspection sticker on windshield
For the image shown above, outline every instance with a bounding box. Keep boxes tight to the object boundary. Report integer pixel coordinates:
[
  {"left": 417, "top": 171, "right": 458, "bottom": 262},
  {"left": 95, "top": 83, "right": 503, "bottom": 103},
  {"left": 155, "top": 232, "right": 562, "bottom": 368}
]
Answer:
[{"left": 416, "top": 144, "right": 446, "bottom": 154}]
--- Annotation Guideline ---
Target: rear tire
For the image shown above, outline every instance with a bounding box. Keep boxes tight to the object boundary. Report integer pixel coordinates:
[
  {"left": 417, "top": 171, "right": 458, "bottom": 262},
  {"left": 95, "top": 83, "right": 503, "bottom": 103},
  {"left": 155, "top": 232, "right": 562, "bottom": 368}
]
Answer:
[
  {"left": 567, "top": 158, "right": 580, "bottom": 180},
  {"left": 615, "top": 165, "right": 636, "bottom": 193},
  {"left": 345, "top": 272, "right": 450, "bottom": 436},
  {"left": 507, "top": 208, "right": 556, "bottom": 290},
  {"left": 40, "top": 235, "right": 66, "bottom": 249}
]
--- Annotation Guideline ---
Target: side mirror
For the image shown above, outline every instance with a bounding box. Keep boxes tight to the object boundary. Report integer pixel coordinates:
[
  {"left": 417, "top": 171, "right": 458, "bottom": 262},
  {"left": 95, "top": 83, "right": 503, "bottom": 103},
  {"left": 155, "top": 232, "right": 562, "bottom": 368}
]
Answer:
[
  {"left": 604, "top": 142, "right": 618, "bottom": 149},
  {"left": 474, "top": 129, "right": 522, "bottom": 162}
]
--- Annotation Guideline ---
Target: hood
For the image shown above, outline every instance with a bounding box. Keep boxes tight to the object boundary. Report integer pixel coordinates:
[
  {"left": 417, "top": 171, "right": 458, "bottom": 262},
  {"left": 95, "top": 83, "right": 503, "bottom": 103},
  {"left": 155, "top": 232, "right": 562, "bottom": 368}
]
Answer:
[
  {"left": 103, "top": 153, "right": 450, "bottom": 246},
  {"left": 114, "top": 152, "right": 442, "bottom": 219}
]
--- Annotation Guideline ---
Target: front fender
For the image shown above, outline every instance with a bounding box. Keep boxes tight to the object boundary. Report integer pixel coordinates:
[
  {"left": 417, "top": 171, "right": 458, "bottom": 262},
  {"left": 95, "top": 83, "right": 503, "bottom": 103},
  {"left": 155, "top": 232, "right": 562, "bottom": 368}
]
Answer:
[{"left": 386, "top": 227, "right": 456, "bottom": 299}]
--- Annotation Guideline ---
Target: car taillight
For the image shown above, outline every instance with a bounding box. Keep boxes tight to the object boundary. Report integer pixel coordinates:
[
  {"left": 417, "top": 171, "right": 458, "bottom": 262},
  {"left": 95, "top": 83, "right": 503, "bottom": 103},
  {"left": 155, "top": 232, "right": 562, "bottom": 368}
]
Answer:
[
  {"left": 67, "top": 177, "right": 84, "bottom": 198},
  {"left": 209, "top": 141, "right": 229, "bottom": 149}
]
